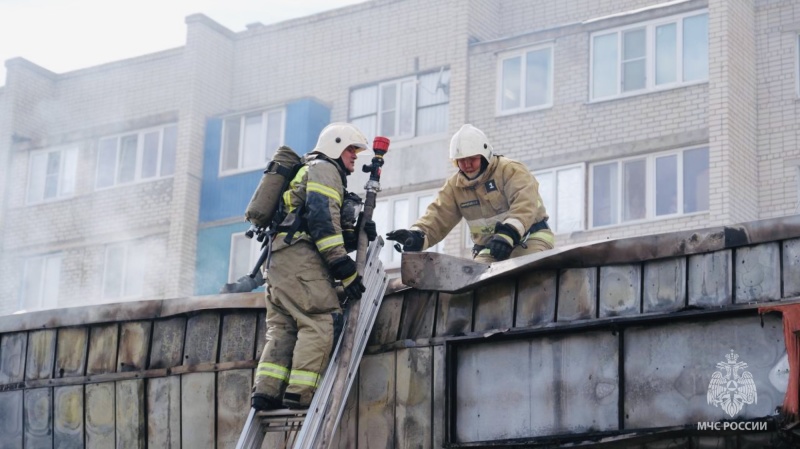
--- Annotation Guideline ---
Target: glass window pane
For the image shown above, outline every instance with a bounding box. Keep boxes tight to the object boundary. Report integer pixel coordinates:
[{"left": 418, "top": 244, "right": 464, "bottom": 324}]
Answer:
[
  {"left": 230, "top": 235, "right": 252, "bottom": 283},
  {"left": 592, "top": 163, "right": 618, "bottom": 227},
  {"left": 683, "top": 14, "right": 709, "bottom": 82},
  {"left": 265, "top": 111, "right": 283, "bottom": 161},
  {"left": 222, "top": 118, "right": 241, "bottom": 171},
  {"left": 28, "top": 152, "right": 47, "bottom": 203},
  {"left": 557, "top": 167, "right": 584, "bottom": 233},
  {"left": 417, "top": 104, "right": 448, "bottom": 135},
  {"left": 525, "top": 48, "right": 551, "bottom": 107},
  {"left": 623, "top": 60, "right": 646, "bottom": 91},
  {"left": 42, "top": 255, "right": 61, "bottom": 309},
  {"left": 656, "top": 155, "right": 678, "bottom": 216},
  {"left": 22, "top": 258, "right": 44, "bottom": 310},
  {"left": 141, "top": 131, "right": 160, "bottom": 179},
  {"left": 418, "top": 70, "right": 449, "bottom": 107},
  {"left": 351, "top": 116, "right": 376, "bottom": 141},
  {"left": 399, "top": 80, "right": 415, "bottom": 136},
  {"left": 161, "top": 125, "right": 177, "bottom": 176},
  {"left": 372, "top": 201, "right": 390, "bottom": 265},
  {"left": 501, "top": 56, "right": 521, "bottom": 110},
  {"left": 44, "top": 152, "right": 60, "bottom": 199},
  {"left": 592, "top": 34, "right": 618, "bottom": 98},
  {"left": 61, "top": 148, "right": 78, "bottom": 196},
  {"left": 656, "top": 23, "right": 677, "bottom": 85},
  {"left": 391, "top": 199, "right": 409, "bottom": 263},
  {"left": 536, "top": 171, "right": 555, "bottom": 225},
  {"left": 380, "top": 84, "right": 397, "bottom": 136},
  {"left": 103, "top": 246, "right": 125, "bottom": 298},
  {"left": 117, "top": 135, "right": 138, "bottom": 184},
  {"left": 242, "top": 114, "right": 263, "bottom": 169},
  {"left": 124, "top": 245, "right": 145, "bottom": 297},
  {"left": 622, "top": 159, "right": 646, "bottom": 221},
  {"left": 683, "top": 148, "right": 709, "bottom": 213},
  {"left": 417, "top": 194, "right": 440, "bottom": 252},
  {"left": 622, "top": 29, "right": 646, "bottom": 92},
  {"left": 623, "top": 29, "right": 646, "bottom": 59},
  {"left": 97, "top": 138, "right": 117, "bottom": 188},
  {"left": 350, "top": 86, "right": 377, "bottom": 118}
]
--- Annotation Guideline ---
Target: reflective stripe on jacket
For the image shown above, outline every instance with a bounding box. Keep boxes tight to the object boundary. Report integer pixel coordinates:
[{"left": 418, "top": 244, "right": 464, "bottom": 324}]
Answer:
[{"left": 271, "top": 154, "right": 350, "bottom": 267}]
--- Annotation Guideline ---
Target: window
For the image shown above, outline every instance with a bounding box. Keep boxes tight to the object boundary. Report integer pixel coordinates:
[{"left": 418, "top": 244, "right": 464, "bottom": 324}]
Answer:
[
  {"left": 102, "top": 242, "right": 146, "bottom": 299},
  {"left": 534, "top": 164, "right": 585, "bottom": 234},
  {"left": 349, "top": 69, "right": 450, "bottom": 141},
  {"left": 372, "top": 189, "right": 444, "bottom": 268},
  {"left": 27, "top": 146, "right": 78, "bottom": 204},
  {"left": 96, "top": 125, "right": 177, "bottom": 189},
  {"left": 590, "top": 147, "right": 709, "bottom": 228},
  {"left": 591, "top": 11, "right": 708, "bottom": 100},
  {"left": 497, "top": 45, "right": 553, "bottom": 114},
  {"left": 20, "top": 253, "right": 61, "bottom": 311},
  {"left": 229, "top": 233, "right": 263, "bottom": 283},
  {"left": 221, "top": 109, "right": 285, "bottom": 175}
]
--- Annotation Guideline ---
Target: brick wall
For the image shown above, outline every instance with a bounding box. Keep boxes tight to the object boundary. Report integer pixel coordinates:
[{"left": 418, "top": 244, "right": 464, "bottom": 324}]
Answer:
[{"left": 755, "top": 0, "right": 800, "bottom": 218}]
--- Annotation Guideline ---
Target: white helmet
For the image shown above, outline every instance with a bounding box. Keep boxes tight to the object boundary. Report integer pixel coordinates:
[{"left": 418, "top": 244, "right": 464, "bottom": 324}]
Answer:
[
  {"left": 312, "top": 123, "right": 368, "bottom": 160},
  {"left": 449, "top": 124, "right": 493, "bottom": 162}
]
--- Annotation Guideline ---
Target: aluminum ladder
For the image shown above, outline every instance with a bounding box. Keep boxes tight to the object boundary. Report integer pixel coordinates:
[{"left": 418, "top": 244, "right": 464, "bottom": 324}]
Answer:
[{"left": 235, "top": 237, "right": 389, "bottom": 449}]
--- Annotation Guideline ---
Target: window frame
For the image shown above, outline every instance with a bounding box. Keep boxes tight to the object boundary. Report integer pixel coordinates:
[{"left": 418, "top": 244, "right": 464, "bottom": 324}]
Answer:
[
  {"left": 533, "top": 163, "right": 586, "bottom": 235},
  {"left": 20, "top": 253, "right": 61, "bottom": 311},
  {"left": 348, "top": 69, "right": 450, "bottom": 142},
  {"left": 26, "top": 145, "right": 78, "bottom": 205},
  {"left": 219, "top": 108, "right": 286, "bottom": 177},
  {"left": 588, "top": 146, "right": 709, "bottom": 229},
  {"left": 228, "top": 232, "right": 263, "bottom": 283},
  {"left": 95, "top": 124, "right": 178, "bottom": 190},
  {"left": 496, "top": 44, "right": 555, "bottom": 116},
  {"left": 589, "top": 9, "right": 709, "bottom": 102}
]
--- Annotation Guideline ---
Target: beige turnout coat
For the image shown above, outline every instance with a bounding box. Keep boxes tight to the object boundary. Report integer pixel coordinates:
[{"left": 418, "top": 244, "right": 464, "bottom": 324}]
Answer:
[{"left": 412, "top": 155, "right": 554, "bottom": 258}]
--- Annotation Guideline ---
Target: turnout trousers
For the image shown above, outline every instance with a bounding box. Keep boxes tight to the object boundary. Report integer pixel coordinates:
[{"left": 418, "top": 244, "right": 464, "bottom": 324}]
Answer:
[{"left": 253, "top": 240, "right": 343, "bottom": 407}]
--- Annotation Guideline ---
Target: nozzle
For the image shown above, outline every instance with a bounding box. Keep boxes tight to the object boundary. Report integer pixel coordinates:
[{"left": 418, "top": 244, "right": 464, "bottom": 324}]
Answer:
[{"left": 373, "top": 136, "right": 390, "bottom": 155}]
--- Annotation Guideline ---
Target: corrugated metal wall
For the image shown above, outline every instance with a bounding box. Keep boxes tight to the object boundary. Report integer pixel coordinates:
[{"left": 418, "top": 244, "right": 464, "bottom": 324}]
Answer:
[{"left": 2, "top": 215, "right": 800, "bottom": 448}]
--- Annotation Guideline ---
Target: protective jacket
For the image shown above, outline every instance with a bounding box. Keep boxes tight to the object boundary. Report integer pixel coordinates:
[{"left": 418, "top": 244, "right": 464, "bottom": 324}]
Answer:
[
  {"left": 271, "top": 153, "right": 351, "bottom": 264},
  {"left": 412, "top": 155, "right": 554, "bottom": 254},
  {"left": 253, "top": 153, "right": 350, "bottom": 408}
]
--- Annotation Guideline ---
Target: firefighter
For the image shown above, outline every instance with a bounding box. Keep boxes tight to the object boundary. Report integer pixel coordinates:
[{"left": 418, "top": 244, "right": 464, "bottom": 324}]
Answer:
[
  {"left": 387, "top": 124, "right": 553, "bottom": 263},
  {"left": 251, "top": 122, "right": 376, "bottom": 411}
]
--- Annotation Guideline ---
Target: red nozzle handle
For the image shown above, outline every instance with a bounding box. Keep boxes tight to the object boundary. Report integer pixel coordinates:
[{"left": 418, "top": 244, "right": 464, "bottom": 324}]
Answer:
[{"left": 373, "top": 136, "right": 390, "bottom": 153}]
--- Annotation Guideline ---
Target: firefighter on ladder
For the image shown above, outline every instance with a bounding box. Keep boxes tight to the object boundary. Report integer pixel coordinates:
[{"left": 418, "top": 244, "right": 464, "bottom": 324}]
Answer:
[
  {"left": 387, "top": 124, "right": 554, "bottom": 263},
  {"left": 251, "top": 123, "right": 377, "bottom": 411}
]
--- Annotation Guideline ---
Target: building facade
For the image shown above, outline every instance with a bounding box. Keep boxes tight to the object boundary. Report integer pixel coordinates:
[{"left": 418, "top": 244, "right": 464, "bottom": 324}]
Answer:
[{"left": 0, "top": 0, "right": 798, "bottom": 315}]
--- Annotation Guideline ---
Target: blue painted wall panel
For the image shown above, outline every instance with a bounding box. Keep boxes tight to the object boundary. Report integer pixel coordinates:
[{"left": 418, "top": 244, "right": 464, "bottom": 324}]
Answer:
[
  {"left": 285, "top": 98, "right": 331, "bottom": 154},
  {"left": 199, "top": 98, "right": 331, "bottom": 223}
]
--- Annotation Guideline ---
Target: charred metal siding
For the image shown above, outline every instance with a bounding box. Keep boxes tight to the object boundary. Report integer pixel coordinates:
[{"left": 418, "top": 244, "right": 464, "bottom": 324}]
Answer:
[{"left": 0, "top": 215, "right": 799, "bottom": 448}]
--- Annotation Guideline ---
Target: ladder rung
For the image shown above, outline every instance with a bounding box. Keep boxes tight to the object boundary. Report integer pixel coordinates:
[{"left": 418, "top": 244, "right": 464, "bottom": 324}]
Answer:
[{"left": 258, "top": 409, "right": 307, "bottom": 432}]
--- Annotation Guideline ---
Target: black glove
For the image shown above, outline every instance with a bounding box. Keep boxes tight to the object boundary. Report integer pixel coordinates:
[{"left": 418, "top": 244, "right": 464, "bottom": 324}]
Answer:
[
  {"left": 330, "top": 256, "right": 366, "bottom": 301},
  {"left": 385, "top": 229, "right": 424, "bottom": 252},
  {"left": 355, "top": 212, "right": 377, "bottom": 242},
  {"left": 486, "top": 222, "right": 521, "bottom": 261},
  {"left": 343, "top": 228, "right": 357, "bottom": 252},
  {"left": 363, "top": 219, "right": 377, "bottom": 242}
]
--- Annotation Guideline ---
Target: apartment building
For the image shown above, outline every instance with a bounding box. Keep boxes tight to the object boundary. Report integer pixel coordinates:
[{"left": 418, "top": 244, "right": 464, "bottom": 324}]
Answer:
[{"left": 0, "top": 0, "right": 797, "bottom": 315}]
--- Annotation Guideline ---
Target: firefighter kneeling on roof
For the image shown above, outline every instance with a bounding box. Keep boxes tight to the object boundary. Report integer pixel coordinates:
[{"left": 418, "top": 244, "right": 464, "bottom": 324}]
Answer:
[
  {"left": 387, "top": 124, "right": 554, "bottom": 263},
  {"left": 252, "top": 123, "right": 377, "bottom": 411}
]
